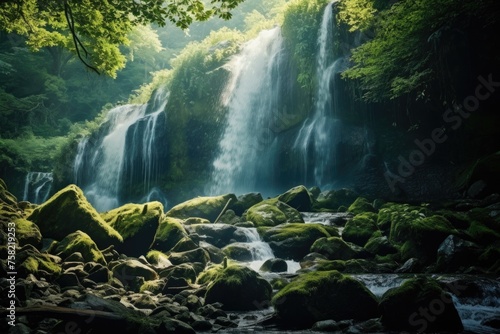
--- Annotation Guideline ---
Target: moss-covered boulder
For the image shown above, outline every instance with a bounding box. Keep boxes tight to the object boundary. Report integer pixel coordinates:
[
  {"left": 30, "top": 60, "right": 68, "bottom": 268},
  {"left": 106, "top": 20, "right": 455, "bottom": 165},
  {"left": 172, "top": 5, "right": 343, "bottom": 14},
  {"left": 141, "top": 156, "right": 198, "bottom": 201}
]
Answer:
[
  {"left": 277, "top": 185, "right": 313, "bottom": 211},
  {"left": 390, "top": 214, "right": 458, "bottom": 262},
  {"left": 146, "top": 250, "right": 172, "bottom": 269},
  {"left": 260, "top": 258, "right": 287, "bottom": 272},
  {"left": 313, "top": 188, "right": 359, "bottom": 212},
  {"left": 168, "top": 247, "right": 210, "bottom": 266},
  {"left": 380, "top": 277, "right": 463, "bottom": 333},
  {"left": 17, "top": 251, "right": 62, "bottom": 277},
  {"left": 261, "top": 223, "right": 335, "bottom": 260},
  {"left": 166, "top": 194, "right": 237, "bottom": 222},
  {"left": 14, "top": 218, "right": 42, "bottom": 248},
  {"left": 112, "top": 259, "right": 159, "bottom": 287},
  {"left": 272, "top": 270, "right": 379, "bottom": 328},
  {"left": 310, "top": 236, "right": 367, "bottom": 261},
  {"left": 188, "top": 223, "right": 246, "bottom": 248},
  {"left": 159, "top": 263, "right": 197, "bottom": 283},
  {"left": 51, "top": 230, "right": 106, "bottom": 265},
  {"left": 222, "top": 243, "right": 254, "bottom": 262},
  {"left": 231, "top": 192, "right": 264, "bottom": 216},
  {"left": 364, "top": 235, "right": 398, "bottom": 256},
  {"left": 342, "top": 213, "right": 379, "bottom": 247},
  {"left": 101, "top": 202, "right": 163, "bottom": 257},
  {"left": 347, "top": 197, "right": 376, "bottom": 215},
  {"left": 150, "top": 216, "right": 188, "bottom": 252},
  {"left": 204, "top": 265, "right": 272, "bottom": 311},
  {"left": 170, "top": 236, "right": 198, "bottom": 253},
  {"left": 246, "top": 198, "right": 304, "bottom": 227},
  {"left": 27, "top": 185, "right": 122, "bottom": 248}
]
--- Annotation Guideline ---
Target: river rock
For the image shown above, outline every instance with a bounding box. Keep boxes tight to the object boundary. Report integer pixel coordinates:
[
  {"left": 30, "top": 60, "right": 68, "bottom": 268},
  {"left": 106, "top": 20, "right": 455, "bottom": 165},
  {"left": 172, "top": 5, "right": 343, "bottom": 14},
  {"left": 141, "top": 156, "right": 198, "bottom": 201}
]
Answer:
[
  {"left": 380, "top": 277, "right": 463, "bottom": 333},
  {"left": 231, "top": 192, "right": 264, "bottom": 215},
  {"left": 261, "top": 223, "right": 334, "bottom": 260},
  {"left": 272, "top": 270, "right": 379, "bottom": 328},
  {"left": 101, "top": 201, "right": 164, "bottom": 257},
  {"left": 245, "top": 198, "right": 304, "bottom": 227},
  {"left": 203, "top": 265, "right": 272, "bottom": 311},
  {"left": 168, "top": 247, "right": 210, "bottom": 266},
  {"left": 342, "top": 213, "right": 379, "bottom": 247},
  {"left": 277, "top": 185, "right": 314, "bottom": 211},
  {"left": 260, "top": 258, "right": 287, "bottom": 272},
  {"left": 436, "top": 235, "right": 482, "bottom": 272},
  {"left": 364, "top": 235, "right": 398, "bottom": 256},
  {"left": 51, "top": 230, "right": 107, "bottom": 265},
  {"left": 347, "top": 197, "right": 376, "bottom": 215},
  {"left": 222, "top": 243, "right": 254, "bottom": 262},
  {"left": 313, "top": 188, "right": 359, "bottom": 212},
  {"left": 150, "top": 216, "right": 188, "bottom": 252},
  {"left": 27, "top": 184, "right": 123, "bottom": 248},
  {"left": 159, "top": 263, "right": 197, "bottom": 282},
  {"left": 12, "top": 218, "right": 42, "bottom": 248},
  {"left": 188, "top": 224, "right": 246, "bottom": 248},
  {"left": 166, "top": 193, "right": 237, "bottom": 222},
  {"left": 310, "top": 236, "right": 368, "bottom": 261},
  {"left": 112, "top": 259, "right": 158, "bottom": 288}
]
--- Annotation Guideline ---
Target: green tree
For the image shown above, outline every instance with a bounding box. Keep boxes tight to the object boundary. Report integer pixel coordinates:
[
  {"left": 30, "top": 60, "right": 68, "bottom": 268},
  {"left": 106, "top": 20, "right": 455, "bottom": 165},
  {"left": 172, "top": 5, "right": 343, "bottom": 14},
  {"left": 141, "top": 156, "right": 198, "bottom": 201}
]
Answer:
[{"left": 0, "top": 0, "right": 244, "bottom": 77}]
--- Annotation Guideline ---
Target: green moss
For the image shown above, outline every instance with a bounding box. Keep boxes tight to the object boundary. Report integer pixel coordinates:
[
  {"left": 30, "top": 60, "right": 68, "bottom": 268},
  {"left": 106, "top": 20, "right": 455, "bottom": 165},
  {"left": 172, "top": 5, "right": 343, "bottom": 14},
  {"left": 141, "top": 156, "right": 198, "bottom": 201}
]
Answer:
[
  {"left": 204, "top": 265, "right": 272, "bottom": 311},
  {"left": 313, "top": 188, "right": 359, "bottom": 212},
  {"left": 310, "top": 236, "right": 362, "bottom": 261},
  {"left": 52, "top": 230, "right": 106, "bottom": 265},
  {"left": 19, "top": 253, "right": 61, "bottom": 276},
  {"left": 246, "top": 198, "right": 304, "bottom": 227},
  {"left": 380, "top": 277, "right": 463, "bottom": 332},
  {"left": 467, "top": 221, "right": 500, "bottom": 245},
  {"left": 27, "top": 184, "right": 122, "bottom": 248},
  {"left": 348, "top": 197, "right": 376, "bottom": 215},
  {"left": 342, "top": 213, "right": 379, "bottom": 246},
  {"left": 146, "top": 250, "right": 169, "bottom": 265},
  {"left": 150, "top": 216, "right": 188, "bottom": 252},
  {"left": 315, "top": 259, "right": 381, "bottom": 274},
  {"left": 272, "top": 270, "right": 379, "bottom": 328},
  {"left": 139, "top": 279, "right": 165, "bottom": 294},
  {"left": 14, "top": 218, "right": 42, "bottom": 247},
  {"left": 101, "top": 202, "right": 164, "bottom": 239},
  {"left": 197, "top": 263, "right": 224, "bottom": 285},
  {"left": 165, "top": 194, "right": 237, "bottom": 222},
  {"left": 277, "top": 185, "right": 313, "bottom": 211}
]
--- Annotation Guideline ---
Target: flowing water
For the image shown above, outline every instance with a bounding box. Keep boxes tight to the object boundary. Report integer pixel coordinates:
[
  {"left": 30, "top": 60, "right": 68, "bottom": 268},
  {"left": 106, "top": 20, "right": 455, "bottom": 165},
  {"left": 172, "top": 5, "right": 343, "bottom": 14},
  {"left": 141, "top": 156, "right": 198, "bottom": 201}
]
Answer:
[
  {"left": 209, "top": 27, "right": 284, "bottom": 196},
  {"left": 73, "top": 88, "right": 168, "bottom": 211},
  {"left": 22, "top": 171, "right": 53, "bottom": 204}
]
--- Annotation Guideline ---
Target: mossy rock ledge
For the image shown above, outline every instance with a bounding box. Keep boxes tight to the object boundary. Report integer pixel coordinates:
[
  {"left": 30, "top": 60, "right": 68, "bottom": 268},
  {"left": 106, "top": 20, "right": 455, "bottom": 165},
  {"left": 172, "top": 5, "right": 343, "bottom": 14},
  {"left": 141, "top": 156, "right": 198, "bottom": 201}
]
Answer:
[
  {"left": 101, "top": 201, "right": 164, "bottom": 257},
  {"left": 245, "top": 198, "right": 304, "bottom": 227},
  {"left": 277, "top": 185, "right": 314, "bottom": 211},
  {"left": 51, "top": 230, "right": 107, "bottom": 265},
  {"left": 27, "top": 184, "right": 122, "bottom": 248},
  {"left": 272, "top": 270, "right": 379, "bottom": 328}
]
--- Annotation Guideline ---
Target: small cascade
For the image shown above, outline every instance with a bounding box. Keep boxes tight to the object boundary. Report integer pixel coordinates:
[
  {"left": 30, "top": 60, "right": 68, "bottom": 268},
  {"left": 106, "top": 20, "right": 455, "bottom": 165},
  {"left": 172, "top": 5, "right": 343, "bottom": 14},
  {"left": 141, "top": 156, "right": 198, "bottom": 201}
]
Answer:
[
  {"left": 209, "top": 27, "right": 284, "bottom": 195},
  {"left": 293, "top": 2, "right": 349, "bottom": 188},
  {"left": 73, "top": 87, "right": 169, "bottom": 211},
  {"left": 239, "top": 227, "right": 275, "bottom": 261},
  {"left": 22, "top": 172, "right": 53, "bottom": 204}
]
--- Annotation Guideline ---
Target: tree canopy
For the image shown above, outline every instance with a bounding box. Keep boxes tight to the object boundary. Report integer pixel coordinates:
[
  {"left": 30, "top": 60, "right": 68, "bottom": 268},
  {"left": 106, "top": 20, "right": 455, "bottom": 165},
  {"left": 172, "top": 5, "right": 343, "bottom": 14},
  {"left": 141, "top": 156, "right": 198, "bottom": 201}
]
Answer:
[{"left": 0, "top": 0, "right": 244, "bottom": 77}]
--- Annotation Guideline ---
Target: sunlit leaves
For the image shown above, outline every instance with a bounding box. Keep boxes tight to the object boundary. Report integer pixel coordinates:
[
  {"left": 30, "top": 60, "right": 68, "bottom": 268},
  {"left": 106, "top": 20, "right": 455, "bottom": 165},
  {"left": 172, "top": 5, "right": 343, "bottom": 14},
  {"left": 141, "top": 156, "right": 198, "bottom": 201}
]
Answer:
[{"left": 337, "top": 0, "right": 376, "bottom": 32}]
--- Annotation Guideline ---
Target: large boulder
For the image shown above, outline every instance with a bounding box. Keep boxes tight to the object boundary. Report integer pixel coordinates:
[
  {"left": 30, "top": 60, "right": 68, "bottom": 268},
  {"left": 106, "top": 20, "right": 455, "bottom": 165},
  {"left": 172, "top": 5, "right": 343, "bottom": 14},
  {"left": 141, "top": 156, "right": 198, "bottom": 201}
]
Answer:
[
  {"left": 310, "top": 236, "right": 368, "bottom": 261},
  {"left": 203, "top": 265, "right": 272, "bottom": 311},
  {"left": 27, "top": 185, "right": 122, "bottom": 248},
  {"left": 380, "top": 277, "right": 463, "bottom": 333},
  {"left": 231, "top": 192, "right": 264, "bottom": 216},
  {"left": 436, "top": 235, "right": 482, "bottom": 272},
  {"left": 342, "top": 213, "right": 379, "bottom": 247},
  {"left": 246, "top": 199, "right": 304, "bottom": 227},
  {"left": 277, "top": 185, "right": 313, "bottom": 211},
  {"left": 51, "top": 230, "right": 106, "bottom": 265},
  {"left": 166, "top": 194, "right": 237, "bottom": 222},
  {"left": 222, "top": 243, "right": 254, "bottom": 262},
  {"left": 272, "top": 270, "right": 379, "bottom": 328},
  {"left": 13, "top": 218, "right": 42, "bottom": 248},
  {"left": 168, "top": 247, "right": 210, "bottom": 266},
  {"left": 347, "top": 197, "right": 376, "bottom": 215},
  {"left": 313, "top": 188, "right": 359, "bottom": 212},
  {"left": 112, "top": 259, "right": 159, "bottom": 287},
  {"left": 150, "top": 216, "right": 188, "bottom": 252},
  {"left": 261, "top": 223, "right": 335, "bottom": 260},
  {"left": 101, "top": 202, "right": 164, "bottom": 257},
  {"left": 188, "top": 223, "right": 247, "bottom": 248}
]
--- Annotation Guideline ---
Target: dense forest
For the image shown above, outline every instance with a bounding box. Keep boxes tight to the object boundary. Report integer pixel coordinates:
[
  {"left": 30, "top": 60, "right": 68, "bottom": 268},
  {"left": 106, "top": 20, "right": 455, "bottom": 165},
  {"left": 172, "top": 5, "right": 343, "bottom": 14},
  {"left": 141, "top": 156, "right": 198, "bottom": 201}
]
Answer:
[{"left": 1, "top": 0, "right": 500, "bottom": 333}]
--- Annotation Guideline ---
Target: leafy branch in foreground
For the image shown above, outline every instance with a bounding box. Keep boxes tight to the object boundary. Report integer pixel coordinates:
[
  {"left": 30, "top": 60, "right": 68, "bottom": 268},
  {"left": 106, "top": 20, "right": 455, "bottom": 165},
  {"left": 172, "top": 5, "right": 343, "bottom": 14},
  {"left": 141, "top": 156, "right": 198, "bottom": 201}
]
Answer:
[{"left": 0, "top": 0, "right": 244, "bottom": 77}]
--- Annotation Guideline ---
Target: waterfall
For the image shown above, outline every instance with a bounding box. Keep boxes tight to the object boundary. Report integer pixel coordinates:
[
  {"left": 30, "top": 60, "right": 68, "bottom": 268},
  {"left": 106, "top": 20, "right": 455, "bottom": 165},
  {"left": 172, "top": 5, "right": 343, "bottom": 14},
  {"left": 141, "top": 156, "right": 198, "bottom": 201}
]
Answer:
[
  {"left": 22, "top": 172, "right": 53, "bottom": 204},
  {"left": 73, "top": 88, "right": 169, "bottom": 211},
  {"left": 293, "top": 2, "right": 348, "bottom": 188},
  {"left": 209, "top": 27, "right": 284, "bottom": 195}
]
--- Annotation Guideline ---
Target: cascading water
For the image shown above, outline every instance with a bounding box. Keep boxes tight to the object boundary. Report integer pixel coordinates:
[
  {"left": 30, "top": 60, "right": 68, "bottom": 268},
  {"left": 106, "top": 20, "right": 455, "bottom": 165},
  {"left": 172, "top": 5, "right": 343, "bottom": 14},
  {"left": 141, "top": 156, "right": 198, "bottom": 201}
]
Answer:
[
  {"left": 209, "top": 27, "right": 284, "bottom": 195},
  {"left": 73, "top": 88, "right": 169, "bottom": 211},
  {"left": 293, "top": 1, "right": 348, "bottom": 188},
  {"left": 22, "top": 172, "right": 53, "bottom": 204}
]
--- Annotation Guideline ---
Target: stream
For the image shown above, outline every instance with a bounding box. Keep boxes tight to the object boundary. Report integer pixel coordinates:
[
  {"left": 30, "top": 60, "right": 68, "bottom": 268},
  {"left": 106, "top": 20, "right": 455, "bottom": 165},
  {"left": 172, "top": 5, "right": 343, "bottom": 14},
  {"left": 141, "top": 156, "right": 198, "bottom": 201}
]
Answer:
[{"left": 195, "top": 212, "right": 500, "bottom": 333}]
